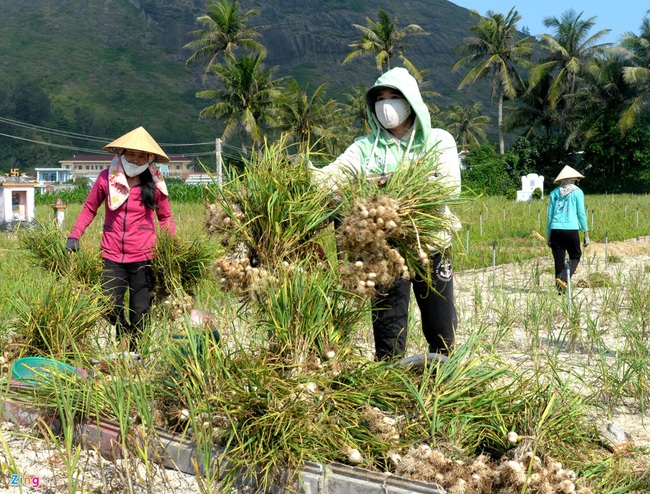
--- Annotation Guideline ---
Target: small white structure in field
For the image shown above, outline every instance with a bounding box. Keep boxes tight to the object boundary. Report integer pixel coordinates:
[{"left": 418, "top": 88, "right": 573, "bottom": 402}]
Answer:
[
  {"left": 0, "top": 172, "right": 38, "bottom": 229},
  {"left": 516, "top": 173, "right": 544, "bottom": 202},
  {"left": 52, "top": 197, "right": 68, "bottom": 229}
]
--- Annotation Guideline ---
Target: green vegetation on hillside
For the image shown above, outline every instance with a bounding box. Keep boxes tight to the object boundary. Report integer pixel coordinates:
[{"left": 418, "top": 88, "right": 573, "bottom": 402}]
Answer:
[{"left": 1, "top": 1, "right": 650, "bottom": 196}]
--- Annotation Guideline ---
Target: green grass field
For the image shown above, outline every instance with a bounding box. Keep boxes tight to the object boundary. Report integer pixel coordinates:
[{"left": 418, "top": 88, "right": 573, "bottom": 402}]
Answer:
[
  {"left": 0, "top": 192, "right": 648, "bottom": 492},
  {"left": 34, "top": 192, "right": 650, "bottom": 272}
]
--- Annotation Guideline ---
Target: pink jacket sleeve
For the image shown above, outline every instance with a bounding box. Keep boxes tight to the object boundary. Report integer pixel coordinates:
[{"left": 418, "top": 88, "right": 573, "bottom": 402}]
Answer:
[
  {"left": 155, "top": 191, "right": 176, "bottom": 235},
  {"left": 69, "top": 176, "right": 107, "bottom": 240}
]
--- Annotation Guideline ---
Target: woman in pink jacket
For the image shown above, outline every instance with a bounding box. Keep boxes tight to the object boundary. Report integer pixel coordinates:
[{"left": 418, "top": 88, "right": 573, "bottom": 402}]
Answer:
[{"left": 66, "top": 127, "right": 176, "bottom": 351}]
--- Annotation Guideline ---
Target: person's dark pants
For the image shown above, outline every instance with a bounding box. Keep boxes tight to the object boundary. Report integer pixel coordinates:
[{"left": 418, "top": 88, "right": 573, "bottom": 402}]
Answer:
[
  {"left": 372, "top": 252, "right": 457, "bottom": 360},
  {"left": 549, "top": 229, "right": 582, "bottom": 282},
  {"left": 103, "top": 259, "right": 154, "bottom": 352}
]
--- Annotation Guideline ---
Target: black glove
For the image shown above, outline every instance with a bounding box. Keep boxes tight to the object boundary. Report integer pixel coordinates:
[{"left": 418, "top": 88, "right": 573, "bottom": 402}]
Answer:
[
  {"left": 546, "top": 236, "right": 552, "bottom": 247},
  {"left": 66, "top": 237, "right": 80, "bottom": 253}
]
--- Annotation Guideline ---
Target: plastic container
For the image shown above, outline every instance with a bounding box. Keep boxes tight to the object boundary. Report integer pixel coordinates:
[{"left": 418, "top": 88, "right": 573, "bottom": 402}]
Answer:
[{"left": 11, "top": 357, "right": 87, "bottom": 383}]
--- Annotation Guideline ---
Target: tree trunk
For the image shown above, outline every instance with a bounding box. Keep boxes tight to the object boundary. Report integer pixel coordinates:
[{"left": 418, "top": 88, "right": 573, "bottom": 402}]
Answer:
[{"left": 498, "top": 90, "right": 505, "bottom": 155}]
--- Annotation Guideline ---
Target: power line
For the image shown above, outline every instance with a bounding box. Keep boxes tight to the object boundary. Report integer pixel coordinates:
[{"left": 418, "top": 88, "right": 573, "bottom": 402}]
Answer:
[
  {"left": 0, "top": 132, "right": 110, "bottom": 154},
  {"left": 0, "top": 130, "right": 243, "bottom": 162},
  {"left": 0, "top": 115, "right": 250, "bottom": 162},
  {"left": 160, "top": 141, "right": 215, "bottom": 147},
  {"left": 0, "top": 115, "right": 217, "bottom": 147},
  {"left": 0, "top": 116, "right": 111, "bottom": 143},
  {"left": 222, "top": 141, "right": 246, "bottom": 152}
]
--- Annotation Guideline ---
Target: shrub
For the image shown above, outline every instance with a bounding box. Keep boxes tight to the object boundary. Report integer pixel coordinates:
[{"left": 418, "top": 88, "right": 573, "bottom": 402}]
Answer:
[
  {"left": 505, "top": 189, "right": 517, "bottom": 201},
  {"left": 532, "top": 187, "right": 543, "bottom": 200},
  {"left": 462, "top": 144, "right": 519, "bottom": 196}
]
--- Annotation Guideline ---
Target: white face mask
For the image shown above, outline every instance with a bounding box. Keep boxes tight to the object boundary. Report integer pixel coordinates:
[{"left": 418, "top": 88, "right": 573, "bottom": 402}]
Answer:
[
  {"left": 120, "top": 154, "right": 150, "bottom": 177},
  {"left": 375, "top": 98, "right": 412, "bottom": 129}
]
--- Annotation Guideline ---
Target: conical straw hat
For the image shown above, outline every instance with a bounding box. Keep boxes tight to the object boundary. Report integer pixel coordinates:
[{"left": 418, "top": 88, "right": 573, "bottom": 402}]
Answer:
[
  {"left": 103, "top": 127, "right": 170, "bottom": 163},
  {"left": 553, "top": 165, "right": 584, "bottom": 184}
]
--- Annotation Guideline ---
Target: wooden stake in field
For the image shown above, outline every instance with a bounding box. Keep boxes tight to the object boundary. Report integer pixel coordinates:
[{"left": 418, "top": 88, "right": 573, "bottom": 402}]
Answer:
[
  {"left": 492, "top": 241, "right": 496, "bottom": 287},
  {"left": 566, "top": 260, "right": 572, "bottom": 316}
]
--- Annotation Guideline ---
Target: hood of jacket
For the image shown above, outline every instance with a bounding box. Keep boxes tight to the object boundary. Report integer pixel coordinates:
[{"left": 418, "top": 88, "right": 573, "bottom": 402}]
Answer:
[{"left": 365, "top": 67, "right": 431, "bottom": 145}]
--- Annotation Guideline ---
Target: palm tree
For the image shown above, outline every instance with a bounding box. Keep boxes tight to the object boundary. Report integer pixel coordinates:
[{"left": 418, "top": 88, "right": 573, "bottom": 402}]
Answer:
[
  {"left": 504, "top": 73, "right": 559, "bottom": 137},
  {"left": 196, "top": 52, "right": 280, "bottom": 150},
  {"left": 275, "top": 80, "right": 339, "bottom": 153},
  {"left": 340, "top": 84, "right": 372, "bottom": 135},
  {"left": 444, "top": 103, "right": 490, "bottom": 150},
  {"left": 343, "top": 9, "right": 428, "bottom": 81},
  {"left": 620, "top": 17, "right": 650, "bottom": 130},
  {"left": 529, "top": 9, "right": 611, "bottom": 134},
  {"left": 418, "top": 79, "right": 442, "bottom": 115},
  {"left": 568, "top": 47, "right": 636, "bottom": 142},
  {"left": 453, "top": 8, "right": 534, "bottom": 154},
  {"left": 184, "top": 0, "right": 265, "bottom": 76}
]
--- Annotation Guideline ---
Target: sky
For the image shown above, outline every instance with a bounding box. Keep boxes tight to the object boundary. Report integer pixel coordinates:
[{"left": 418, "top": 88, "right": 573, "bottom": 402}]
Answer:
[{"left": 451, "top": 1, "right": 648, "bottom": 44}]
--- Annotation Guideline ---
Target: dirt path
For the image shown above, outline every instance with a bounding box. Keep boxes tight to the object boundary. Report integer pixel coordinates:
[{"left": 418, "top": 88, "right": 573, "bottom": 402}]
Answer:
[
  {"left": 454, "top": 236, "right": 650, "bottom": 449},
  {"left": 583, "top": 235, "right": 650, "bottom": 257}
]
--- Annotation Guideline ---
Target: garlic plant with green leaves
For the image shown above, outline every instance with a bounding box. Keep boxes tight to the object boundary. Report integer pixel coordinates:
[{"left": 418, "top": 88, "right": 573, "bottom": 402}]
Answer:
[
  {"left": 254, "top": 259, "right": 364, "bottom": 363},
  {"left": 205, "top": 139, "right": 340, "bottom": 297},
  {"left": 18, "top": 220, "right": 103, "bottom": 287},
  {"left": 149, "top": 230, "right": 214, "bottom": 300},
  {"left": 204, "top": 140, "right": 365, "bottom": 360},
  {"left": 204, "top": 140, "right": 465, "bottom": 360},
  {"left": 9, "top": 277, "right": 109, "bottom": 356},
  {"left": 336, "top": 195, "right": 409, "bottom": 297},
  {"left": 335, "top": 151, "right": 465, "bottom": 296}
]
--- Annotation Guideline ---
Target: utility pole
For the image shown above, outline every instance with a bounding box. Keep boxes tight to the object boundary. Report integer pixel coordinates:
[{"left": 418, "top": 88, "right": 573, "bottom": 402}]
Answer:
[{"left": 215, "top": 138, "right": 223, "bottom": 189}]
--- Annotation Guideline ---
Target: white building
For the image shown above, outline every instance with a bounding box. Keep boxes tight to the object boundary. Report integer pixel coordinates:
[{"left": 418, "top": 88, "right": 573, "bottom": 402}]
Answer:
[
  {"left": 516, "top": 173, "right": 544, "bottom": 201},
  {"left": 0, "top": 176, "right": 37, "bottom": 229},
  {"left": 34, "top": 167, "right": 74, "bottom": 193},
  {"left": 59, "top": 154, "right": 194, "bottom": 181},
  {"left": 35, "top": 167, "right": 73, "bottom": 184}
]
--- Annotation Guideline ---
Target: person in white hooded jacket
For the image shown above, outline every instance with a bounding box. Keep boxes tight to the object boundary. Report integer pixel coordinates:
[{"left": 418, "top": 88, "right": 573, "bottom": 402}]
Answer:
[{"left": 313, "top": 67, "right": 461, "bottom": 360}]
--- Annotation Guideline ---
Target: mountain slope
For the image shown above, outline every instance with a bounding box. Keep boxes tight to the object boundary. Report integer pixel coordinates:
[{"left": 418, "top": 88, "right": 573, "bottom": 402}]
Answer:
[
  {"left": 241, "top": 0, "right": 480, "bottom": 102},
  {"left": 0, "top": 0, "right": 487, "bottom": 166}
]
